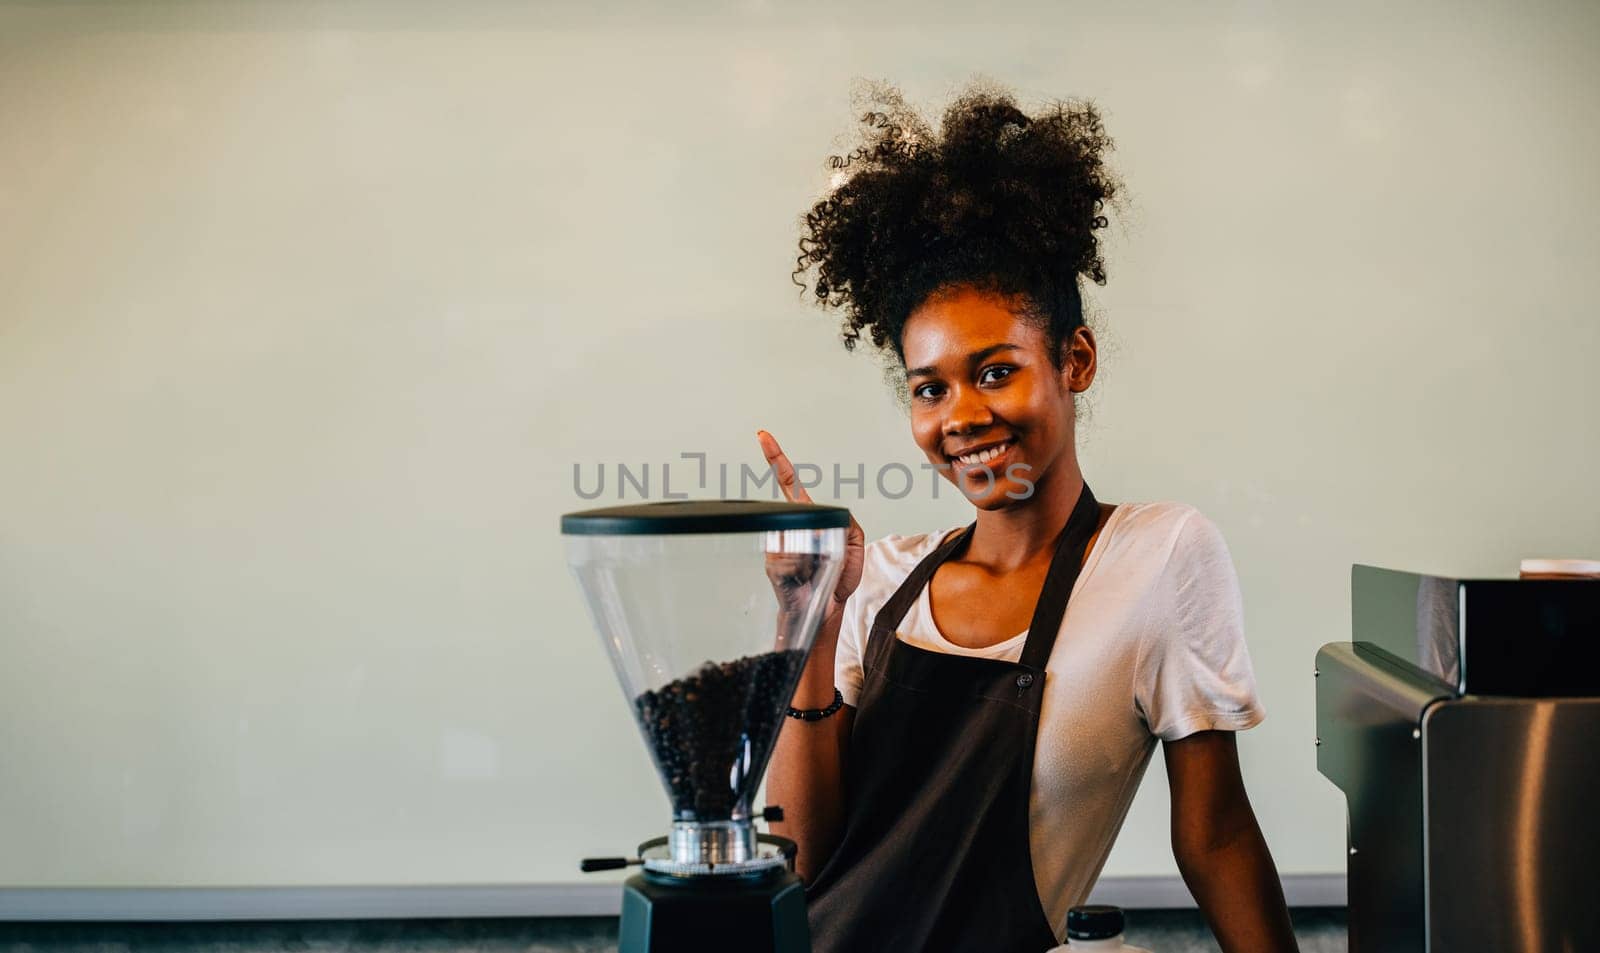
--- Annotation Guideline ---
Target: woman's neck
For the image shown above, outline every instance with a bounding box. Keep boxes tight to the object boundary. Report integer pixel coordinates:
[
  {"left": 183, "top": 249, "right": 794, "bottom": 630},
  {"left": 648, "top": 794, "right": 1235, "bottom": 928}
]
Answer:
[{"left": 964, "top": 460, "right": 1088, "bottom": 574}]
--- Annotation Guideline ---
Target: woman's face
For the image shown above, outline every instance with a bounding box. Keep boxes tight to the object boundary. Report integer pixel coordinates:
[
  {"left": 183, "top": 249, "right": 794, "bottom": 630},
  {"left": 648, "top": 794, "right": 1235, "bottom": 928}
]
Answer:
[{"left": 900, "top": 286, "right": 1096, "bottom": 509}]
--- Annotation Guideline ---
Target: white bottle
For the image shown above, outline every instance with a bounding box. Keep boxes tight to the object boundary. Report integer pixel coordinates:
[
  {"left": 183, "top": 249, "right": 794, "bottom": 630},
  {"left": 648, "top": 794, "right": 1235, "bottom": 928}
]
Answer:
[{"left": 1045, "top": 904, "right": 1154, "bottom": 953}]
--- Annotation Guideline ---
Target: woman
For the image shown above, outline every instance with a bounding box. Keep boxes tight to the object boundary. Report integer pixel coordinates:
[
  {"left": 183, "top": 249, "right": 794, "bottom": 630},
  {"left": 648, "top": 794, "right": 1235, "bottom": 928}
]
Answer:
[{"left": 760, "top": 83, "right": 1299, "bottom": 953}]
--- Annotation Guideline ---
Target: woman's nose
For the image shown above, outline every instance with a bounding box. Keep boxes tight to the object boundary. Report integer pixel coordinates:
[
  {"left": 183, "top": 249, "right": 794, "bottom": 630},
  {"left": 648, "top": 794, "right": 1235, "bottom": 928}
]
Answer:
[{"left": 942, "top": 384, "right": 993, "bottom": 436}]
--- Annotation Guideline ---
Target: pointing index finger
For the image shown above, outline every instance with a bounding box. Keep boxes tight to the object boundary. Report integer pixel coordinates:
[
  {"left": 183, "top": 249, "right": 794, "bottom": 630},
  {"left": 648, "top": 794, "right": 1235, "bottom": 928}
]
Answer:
[{"left": 756, "top": 430, "right": 814, "bottom": 504}]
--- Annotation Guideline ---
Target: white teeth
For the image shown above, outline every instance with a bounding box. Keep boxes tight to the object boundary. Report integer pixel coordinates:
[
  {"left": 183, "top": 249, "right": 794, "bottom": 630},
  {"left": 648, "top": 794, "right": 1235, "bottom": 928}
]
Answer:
[{"left": 956, "top": 441, "right": 1012, "bottom": 466}]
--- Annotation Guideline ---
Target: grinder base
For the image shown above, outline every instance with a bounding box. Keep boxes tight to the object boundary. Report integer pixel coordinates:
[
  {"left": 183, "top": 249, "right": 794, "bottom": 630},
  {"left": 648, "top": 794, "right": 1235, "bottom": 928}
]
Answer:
[{"left": 618, "top": 866, "right": 809, "bottom": 953}]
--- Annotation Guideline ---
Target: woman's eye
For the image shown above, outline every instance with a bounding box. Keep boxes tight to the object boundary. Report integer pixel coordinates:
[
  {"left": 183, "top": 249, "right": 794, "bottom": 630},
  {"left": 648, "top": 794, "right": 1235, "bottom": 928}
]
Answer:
[{"left": 913, "top": 367, "right": 1010, "bottom": 400}]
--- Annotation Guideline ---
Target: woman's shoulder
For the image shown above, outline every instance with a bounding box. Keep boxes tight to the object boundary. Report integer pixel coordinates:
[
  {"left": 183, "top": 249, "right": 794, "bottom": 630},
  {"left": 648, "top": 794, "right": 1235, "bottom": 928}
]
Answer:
[
  {"left": 1099, "top": 500, "right": 1232, "bottom": 569},
  {"left": 863, "top": 525, "right": 963, "bottom": 568},
  {"left": 832, "top": 528, "right": 956, "bottom": 618},
  {"left": 848, "top": 524, "right": 959, "bottom": 592},
  {"left": 1108, "top": 500, "right": 1217, "bottom": 538}
]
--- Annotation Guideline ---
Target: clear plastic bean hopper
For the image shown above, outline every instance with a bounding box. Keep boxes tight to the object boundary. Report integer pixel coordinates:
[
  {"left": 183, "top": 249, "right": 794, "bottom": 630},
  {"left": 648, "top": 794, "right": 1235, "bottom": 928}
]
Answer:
[{"left": 564, "top": 500, "right": 849, "bottom": 953}]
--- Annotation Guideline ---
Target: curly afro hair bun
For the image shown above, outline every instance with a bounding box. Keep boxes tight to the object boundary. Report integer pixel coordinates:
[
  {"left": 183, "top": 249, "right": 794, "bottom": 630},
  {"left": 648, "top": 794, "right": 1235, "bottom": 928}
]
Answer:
[{"left": 794, "top": 80, "right": 1120, "bottom": 371}]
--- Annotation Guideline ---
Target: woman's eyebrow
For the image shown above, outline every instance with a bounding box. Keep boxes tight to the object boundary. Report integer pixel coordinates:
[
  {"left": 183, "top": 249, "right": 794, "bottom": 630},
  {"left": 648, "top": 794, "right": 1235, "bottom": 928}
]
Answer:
[{"left": 906, "top": 343, "right": 1022, "bottom": 380}]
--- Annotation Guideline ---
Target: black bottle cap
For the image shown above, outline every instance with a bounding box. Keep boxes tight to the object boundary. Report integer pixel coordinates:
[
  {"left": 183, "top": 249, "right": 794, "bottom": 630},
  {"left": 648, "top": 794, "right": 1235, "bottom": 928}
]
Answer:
[{"left": 1067, "top": 904, "right": 1125, "bottom": 940}]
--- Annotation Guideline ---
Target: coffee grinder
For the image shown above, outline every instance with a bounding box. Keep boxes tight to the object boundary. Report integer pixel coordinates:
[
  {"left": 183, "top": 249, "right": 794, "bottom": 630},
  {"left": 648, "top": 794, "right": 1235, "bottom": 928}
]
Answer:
[{"left": 562, "top": 499, "right": 849, "bottom": 953}]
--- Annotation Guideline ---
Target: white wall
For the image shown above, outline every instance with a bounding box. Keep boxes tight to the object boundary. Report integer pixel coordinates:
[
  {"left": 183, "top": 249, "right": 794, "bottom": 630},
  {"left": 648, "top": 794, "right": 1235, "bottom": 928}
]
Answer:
[{"left": 2, "top": 0, "right": 1597, "bottom": 892}]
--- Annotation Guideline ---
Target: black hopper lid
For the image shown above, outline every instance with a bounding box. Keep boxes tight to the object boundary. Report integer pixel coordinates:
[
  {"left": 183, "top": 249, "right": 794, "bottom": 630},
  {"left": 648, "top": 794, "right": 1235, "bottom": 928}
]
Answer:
[{"left": 561, "top": 499, "right": 850, "bottom": 536}]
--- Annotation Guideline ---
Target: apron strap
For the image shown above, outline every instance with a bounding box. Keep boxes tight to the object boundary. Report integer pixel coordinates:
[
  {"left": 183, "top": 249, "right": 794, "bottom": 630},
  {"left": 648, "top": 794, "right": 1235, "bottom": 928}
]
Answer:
[
  {"left": 863, "top": 482, "right": 1101, "bottom": 674},
  {"left": 1017, "top": 482, "right": 1101, "bottom": 671},
  {"left": 863, "top": 521, "right": 973, "bottom": 673}
]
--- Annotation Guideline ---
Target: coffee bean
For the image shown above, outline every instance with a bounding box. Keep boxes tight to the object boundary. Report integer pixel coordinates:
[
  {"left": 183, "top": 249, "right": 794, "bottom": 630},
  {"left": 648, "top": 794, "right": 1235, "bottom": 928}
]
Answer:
[{"left": 633, "top": 649, "right": 807, "bottom": 819}]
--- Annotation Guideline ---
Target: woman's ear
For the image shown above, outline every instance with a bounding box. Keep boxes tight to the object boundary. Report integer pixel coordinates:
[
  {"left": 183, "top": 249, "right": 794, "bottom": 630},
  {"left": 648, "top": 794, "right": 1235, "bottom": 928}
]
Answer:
[{"left": 1061, "top": 326, "right": 1098, "bottom": 394}]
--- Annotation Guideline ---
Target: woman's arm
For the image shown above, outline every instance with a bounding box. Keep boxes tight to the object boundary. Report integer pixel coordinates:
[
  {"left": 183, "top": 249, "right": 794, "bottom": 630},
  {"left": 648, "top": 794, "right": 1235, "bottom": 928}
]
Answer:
[
  {"left": 754, "top": 430, "right": 863, "bottom": 883},
  {"left": 765, "top": 602, "right": 853, "bottom": 883},
  {"left": 1164, "top": 730, "right": 1299, "bottom": 953}
]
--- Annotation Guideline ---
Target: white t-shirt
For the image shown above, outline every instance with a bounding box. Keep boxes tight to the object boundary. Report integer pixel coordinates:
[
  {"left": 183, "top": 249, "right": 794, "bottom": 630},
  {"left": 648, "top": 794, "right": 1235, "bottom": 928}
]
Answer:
[{"left": 833, "top": 501, "right": 1265, "bottom": 939}]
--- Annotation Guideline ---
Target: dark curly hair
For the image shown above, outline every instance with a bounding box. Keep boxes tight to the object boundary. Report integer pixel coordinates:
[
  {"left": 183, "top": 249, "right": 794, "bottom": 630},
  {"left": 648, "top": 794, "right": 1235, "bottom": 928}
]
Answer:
[{"left": 793, "top": 80, "right": 1120, "bottom": 398}]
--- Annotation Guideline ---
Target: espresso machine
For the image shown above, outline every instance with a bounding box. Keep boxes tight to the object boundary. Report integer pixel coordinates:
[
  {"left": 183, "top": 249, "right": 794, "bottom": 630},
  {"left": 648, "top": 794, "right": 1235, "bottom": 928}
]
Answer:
[
  {"left": 562, "top": 499, "right": 849, "bottom": 953},
  {"left": 1316, "top": 565, "right": 1600, "bottom": 952}
]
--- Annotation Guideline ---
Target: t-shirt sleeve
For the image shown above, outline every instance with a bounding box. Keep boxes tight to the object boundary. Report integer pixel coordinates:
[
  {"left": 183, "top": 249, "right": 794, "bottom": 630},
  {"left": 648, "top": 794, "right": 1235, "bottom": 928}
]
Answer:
[
  {"left": 1135, "top": 509, "right": 1266, "bottom": 741},
  {"left": 833, "top": 572, "right": 871, "bottom": 708}
]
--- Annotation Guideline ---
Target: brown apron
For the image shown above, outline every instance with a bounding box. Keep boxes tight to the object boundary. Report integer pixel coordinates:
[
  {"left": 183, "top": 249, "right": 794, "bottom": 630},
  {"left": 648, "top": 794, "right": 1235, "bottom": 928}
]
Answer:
[{"left": 806, "top": 484, "right": 1103, "bottom": 953}]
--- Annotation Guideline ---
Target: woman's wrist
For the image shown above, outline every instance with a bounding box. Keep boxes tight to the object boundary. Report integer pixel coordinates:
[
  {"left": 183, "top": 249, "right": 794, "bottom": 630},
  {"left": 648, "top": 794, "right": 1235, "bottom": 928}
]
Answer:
[
  {"left": 784, "top": 601, "right": 843, "bottom": 710},
  {"left": 786, "top": 688, "right": 845, "bottom": 721},
  {"left": 790, "top": 656, "right": 838, "bottom": 708}
]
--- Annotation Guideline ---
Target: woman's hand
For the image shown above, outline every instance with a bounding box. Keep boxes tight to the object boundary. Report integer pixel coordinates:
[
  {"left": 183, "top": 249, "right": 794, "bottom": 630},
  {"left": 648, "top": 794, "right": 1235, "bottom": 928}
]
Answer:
[
  {"left": 757, "top": 433, "right": 860, "bottom": 881},
  {"left": 757, "top": 430, "right": 865, "bottom": 618}
]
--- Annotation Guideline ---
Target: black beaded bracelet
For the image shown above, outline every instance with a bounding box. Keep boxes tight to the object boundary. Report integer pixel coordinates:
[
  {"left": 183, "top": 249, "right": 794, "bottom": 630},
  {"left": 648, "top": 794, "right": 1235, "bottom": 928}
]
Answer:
[{"left": 786, "top": 688, "right": 845, "bottom": 721}]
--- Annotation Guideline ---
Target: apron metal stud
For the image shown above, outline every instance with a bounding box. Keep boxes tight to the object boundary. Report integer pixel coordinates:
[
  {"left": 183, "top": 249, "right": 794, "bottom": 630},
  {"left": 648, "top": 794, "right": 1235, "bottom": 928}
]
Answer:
[{"left": 1015, "top": 673, "right": 1034, "bottom": 689}]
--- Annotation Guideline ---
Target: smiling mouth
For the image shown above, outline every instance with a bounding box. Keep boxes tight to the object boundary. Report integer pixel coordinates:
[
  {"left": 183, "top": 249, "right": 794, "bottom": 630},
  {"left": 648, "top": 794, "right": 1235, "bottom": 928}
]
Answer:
[{"left": 950, "top": 440, "right": 1016, "bottom": 470}]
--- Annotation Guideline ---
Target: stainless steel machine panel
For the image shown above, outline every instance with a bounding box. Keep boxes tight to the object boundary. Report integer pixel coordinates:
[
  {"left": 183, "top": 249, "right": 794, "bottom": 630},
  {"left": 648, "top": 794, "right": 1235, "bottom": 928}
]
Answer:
[
  {"left": 1324, "top": 568, "right": 1600, "bottom": 952},
  {"left": 1317, "top": 643, "right": 1451, "bottom": 953},
  {"left": 1423, "top": 698, "right": 1600, "bottom": 952}
]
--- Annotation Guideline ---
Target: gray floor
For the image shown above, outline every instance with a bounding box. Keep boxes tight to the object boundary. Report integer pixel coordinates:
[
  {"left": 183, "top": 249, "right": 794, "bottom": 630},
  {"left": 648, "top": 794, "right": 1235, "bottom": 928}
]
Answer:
[{"left": 0, "top": 910, "right": 1346, "bottom": 952}]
